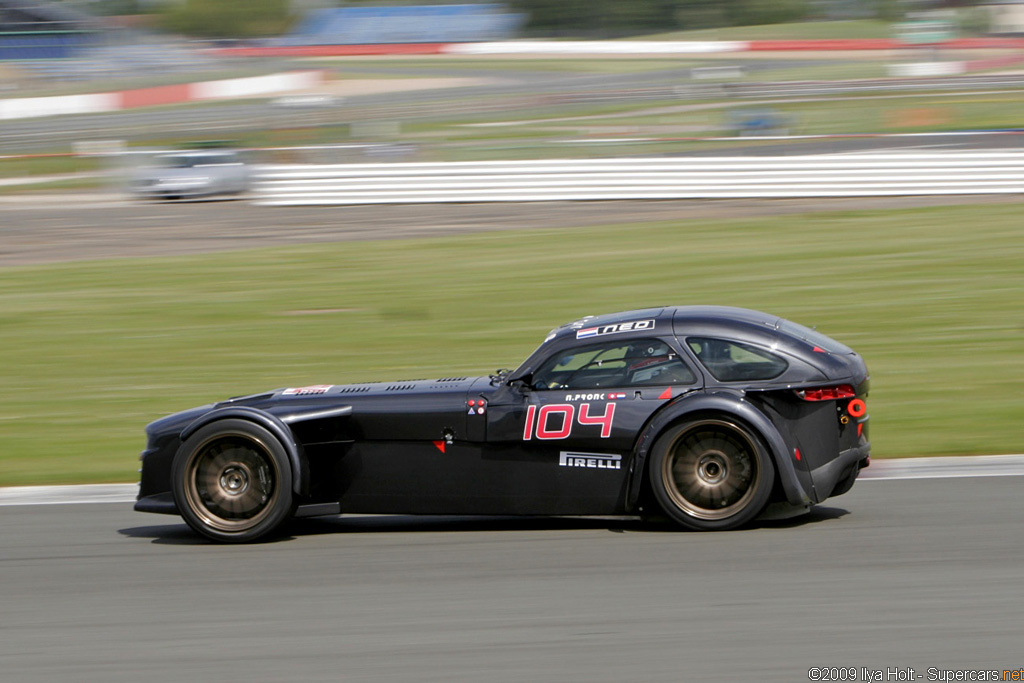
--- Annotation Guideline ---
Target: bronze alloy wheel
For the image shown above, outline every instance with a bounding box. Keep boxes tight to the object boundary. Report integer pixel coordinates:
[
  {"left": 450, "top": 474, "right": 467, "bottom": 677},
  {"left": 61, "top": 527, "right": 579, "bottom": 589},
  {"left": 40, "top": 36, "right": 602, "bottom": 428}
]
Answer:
[
  {"left": 659, "top": 419, "right": 762, "bottom": 522},
  {"left": 182, "top": 434, "right": 281, "bottom": 533}
]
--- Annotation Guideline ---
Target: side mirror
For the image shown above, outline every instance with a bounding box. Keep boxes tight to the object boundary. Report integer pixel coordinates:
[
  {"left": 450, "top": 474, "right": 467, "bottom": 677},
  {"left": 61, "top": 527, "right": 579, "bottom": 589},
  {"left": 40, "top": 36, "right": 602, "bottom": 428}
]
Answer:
[{"left": 508, "top": 378, "right": 532, "bottom": 393}]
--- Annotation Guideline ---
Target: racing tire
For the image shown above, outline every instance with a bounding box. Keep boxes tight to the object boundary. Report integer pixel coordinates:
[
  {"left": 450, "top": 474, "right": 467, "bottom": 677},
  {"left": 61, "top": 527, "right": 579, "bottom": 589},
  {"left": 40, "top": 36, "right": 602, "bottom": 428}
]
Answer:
[
  {"left": 649, "top": 418, "right": 775, "bottom": 531},
  {"left": 171, "top": 419, "right": 294, "bottom": 543}
]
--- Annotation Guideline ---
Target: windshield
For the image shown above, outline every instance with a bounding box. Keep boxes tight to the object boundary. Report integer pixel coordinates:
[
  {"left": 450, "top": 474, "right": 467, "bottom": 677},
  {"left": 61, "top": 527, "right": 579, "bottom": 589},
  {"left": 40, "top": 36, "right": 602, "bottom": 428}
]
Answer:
[{"left": 159, "top": 155, "right": 197, "bottom": 169}]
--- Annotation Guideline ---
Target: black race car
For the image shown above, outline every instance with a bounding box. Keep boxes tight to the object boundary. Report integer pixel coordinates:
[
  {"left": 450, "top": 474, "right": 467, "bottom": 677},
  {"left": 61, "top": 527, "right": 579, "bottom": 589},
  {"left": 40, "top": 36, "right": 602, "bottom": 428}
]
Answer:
[{"left": 136, "top": 306, "right": 870, "bottom": 542}]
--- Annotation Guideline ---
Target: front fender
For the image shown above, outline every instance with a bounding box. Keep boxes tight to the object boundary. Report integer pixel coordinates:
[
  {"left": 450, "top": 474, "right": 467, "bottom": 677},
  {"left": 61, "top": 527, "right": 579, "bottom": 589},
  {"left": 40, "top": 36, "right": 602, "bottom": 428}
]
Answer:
[
  {"left": 181, "top": 406, "right": 310, "bottom": 497},
  {"left": 627, "top": 390, "right": 811, "bottom": 510}
]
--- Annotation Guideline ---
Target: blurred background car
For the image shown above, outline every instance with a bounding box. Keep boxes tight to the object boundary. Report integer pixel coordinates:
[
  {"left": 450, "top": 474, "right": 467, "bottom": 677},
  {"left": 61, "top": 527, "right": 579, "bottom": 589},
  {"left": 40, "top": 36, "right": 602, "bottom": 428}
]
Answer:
[{"left": 130, "top": 149, "right": 251, "bottom": 200}]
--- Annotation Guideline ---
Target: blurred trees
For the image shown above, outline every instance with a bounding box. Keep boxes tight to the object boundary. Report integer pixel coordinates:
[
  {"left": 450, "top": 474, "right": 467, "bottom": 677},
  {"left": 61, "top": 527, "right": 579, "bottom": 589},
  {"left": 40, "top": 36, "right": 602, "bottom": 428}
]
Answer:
[
  {"left": 510, "top": 0, "right": 814, "bottom": 34},
  {"left": 158, "top": 0, "right": 294, "bottom": 38},
  {"left": 135, "top": 0, "right": 982, "bottom": 39}
]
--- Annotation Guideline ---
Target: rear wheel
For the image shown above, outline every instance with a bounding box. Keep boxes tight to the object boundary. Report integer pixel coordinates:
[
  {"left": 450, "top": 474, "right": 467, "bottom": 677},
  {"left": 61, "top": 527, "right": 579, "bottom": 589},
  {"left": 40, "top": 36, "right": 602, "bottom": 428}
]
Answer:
[
  {"left": 649, "top": 418, "right": 774, "bottom": 531},
  {"left": 172, "top": 419, "right": 293, "bottom": 543}
]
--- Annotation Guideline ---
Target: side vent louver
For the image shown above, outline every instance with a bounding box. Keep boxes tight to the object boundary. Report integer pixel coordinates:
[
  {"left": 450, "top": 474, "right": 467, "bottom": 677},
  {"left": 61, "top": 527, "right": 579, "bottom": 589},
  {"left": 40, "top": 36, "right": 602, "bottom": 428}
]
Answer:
[
  {"left": 386, "top": 384, "right": 417, "bottom": 392},
  {"left": 336, "top": 386, "right": 372, "bottom": 394}
]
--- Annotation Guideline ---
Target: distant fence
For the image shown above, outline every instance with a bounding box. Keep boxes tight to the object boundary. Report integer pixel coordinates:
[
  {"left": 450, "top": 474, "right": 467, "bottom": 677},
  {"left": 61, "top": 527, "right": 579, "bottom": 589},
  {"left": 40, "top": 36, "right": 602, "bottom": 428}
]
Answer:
[
  {"left": 252, "top": 153, "right": 1024, "bottom": 205},
  {"left": 281, "top": 4, "right": 525, "bottom": 46},
  {"left": 0, "top": 31, "right": 95, "bottom": 60}
]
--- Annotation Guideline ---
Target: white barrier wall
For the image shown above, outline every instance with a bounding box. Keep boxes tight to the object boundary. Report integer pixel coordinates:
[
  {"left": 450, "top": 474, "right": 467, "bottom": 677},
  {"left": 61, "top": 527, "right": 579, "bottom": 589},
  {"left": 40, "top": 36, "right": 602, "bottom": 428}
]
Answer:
[
  {"left": 252, "top": 153, "right": 1024, "bottom": 205},
  {"left": 0, "top": 93, "right": 119, "bottom": 121},
  {"left": 189, "top": 71, "right": 324, "bottom": 101}
]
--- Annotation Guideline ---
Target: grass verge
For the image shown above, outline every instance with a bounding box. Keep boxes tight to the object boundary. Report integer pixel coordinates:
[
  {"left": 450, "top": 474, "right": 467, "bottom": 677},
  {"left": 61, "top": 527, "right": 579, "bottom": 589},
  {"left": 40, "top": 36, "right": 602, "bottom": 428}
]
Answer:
[{"left": 1, "top": 201, "right": 1021, "bottom": 485}]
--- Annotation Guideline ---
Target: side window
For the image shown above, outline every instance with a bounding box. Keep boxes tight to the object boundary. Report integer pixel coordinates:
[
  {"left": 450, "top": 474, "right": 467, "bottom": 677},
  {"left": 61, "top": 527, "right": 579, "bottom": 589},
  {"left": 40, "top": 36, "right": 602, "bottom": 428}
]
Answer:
[
  {"left": 687, "top": 337, "right": 788, "bottom": 382},
  {"left": 532, "top": 338, "right": 696, "bottom": 390}
]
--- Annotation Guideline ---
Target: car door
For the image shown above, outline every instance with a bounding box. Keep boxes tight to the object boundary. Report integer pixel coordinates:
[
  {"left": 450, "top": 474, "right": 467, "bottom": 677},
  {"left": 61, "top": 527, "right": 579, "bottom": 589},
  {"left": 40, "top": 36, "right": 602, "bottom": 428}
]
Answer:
[{"left": 480, "top": 336, "right": 702, "bottom": 515}]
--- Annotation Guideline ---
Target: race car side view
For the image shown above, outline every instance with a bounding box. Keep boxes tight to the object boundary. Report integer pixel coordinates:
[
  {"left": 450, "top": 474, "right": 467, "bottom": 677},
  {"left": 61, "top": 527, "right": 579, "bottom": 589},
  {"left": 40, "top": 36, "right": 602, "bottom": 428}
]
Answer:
[{"left": 135, "top": 306, "right": 870, "bottom": 542}]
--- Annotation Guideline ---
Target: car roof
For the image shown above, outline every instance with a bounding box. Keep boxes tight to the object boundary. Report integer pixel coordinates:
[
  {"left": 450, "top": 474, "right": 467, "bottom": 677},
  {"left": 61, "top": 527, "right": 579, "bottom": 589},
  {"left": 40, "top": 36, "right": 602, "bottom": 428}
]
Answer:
[
  {"left": 671, "top": 305, "right": 784, "bottom": 343},
  {"left": 511, "top": 305, "right": 863, "bottom": 386},
  {"left": 541, "top": 306, "right": 782, "bottom": 346},
  {"left": 541, "top": 307, "right": 668, "bottom": 344}
]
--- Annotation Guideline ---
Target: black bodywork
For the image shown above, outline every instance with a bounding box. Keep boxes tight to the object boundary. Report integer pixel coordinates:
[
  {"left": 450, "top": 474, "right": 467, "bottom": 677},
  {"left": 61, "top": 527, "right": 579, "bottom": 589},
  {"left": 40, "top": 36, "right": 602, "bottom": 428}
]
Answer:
[{"left": 137, "top": 306, "right": 870, "bottom": 540}]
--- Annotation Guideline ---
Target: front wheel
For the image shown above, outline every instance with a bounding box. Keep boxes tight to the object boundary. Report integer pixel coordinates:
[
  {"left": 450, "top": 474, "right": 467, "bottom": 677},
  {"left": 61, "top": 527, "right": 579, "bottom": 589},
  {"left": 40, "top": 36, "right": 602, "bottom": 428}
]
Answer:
[
  {"left": 171, "top": 419, "right": 294, "bottom": 543},
  {"left": 649, "top": 418, "right": 774, "bottom": 531}
]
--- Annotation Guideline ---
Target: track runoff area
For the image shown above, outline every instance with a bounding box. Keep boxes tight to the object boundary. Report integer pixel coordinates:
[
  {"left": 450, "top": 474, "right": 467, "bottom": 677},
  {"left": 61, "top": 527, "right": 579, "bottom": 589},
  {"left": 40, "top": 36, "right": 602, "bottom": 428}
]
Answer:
[{"left": 3, "top": 455, "right": 1024, "bottom": 506}]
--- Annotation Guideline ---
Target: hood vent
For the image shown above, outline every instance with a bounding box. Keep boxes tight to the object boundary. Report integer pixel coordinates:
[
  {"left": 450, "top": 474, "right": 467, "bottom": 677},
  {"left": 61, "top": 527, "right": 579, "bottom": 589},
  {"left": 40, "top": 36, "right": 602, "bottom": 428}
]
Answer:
[
  {"left": 386, "top": 384, "right": 417, "bottom": 392},
  {"left": 436, "top": 377, "right": 468, "bottom": 382}
]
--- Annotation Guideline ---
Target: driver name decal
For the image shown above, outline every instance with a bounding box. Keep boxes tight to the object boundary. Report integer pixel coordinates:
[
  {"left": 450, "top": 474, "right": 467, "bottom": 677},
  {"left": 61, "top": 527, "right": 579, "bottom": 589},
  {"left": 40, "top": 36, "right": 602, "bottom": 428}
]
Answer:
[
  {"left": 565, "top": 392, "right": 628, "bottom": 401},
  {"left": 576, "top": 319, "right": 654, "bottom": 339},
  {"left": 523, "top": 402, "right": 616, "bottom": 440},
  {"left": 282, "top": 385, "right": 333, "bottom": 396}
]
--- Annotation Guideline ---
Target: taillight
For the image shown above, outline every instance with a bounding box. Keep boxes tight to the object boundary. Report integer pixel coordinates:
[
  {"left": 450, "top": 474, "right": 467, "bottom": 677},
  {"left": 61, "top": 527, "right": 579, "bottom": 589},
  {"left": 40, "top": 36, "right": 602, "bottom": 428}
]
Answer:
[{"left": 795, "top": 385, "right": 856, "bottom": 401}]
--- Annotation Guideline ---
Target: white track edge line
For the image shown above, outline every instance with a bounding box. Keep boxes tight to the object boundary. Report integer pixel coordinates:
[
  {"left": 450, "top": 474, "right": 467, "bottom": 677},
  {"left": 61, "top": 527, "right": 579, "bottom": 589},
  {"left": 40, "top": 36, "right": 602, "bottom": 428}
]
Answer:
[{"left": 2, "top": 455, "right": 1023, "bottom": 506}]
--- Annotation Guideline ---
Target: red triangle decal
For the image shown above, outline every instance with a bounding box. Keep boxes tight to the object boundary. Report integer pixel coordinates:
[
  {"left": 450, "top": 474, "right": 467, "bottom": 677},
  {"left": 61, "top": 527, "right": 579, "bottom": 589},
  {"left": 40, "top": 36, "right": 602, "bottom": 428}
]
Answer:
[
  {"left": 659, "top": 387, "right": 672, "bottom": 400},
  {"left": 433, "top": 440, "right": 446, "bottom": 454}
]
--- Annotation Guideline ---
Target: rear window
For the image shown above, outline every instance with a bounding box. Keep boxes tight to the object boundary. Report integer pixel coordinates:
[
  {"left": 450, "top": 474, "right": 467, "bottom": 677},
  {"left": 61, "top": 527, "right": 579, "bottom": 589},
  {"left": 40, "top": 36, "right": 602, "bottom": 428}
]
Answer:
[
  {"left": 160, "top": 155, "right": 196, "bottom": 168},
  {"left": 777, "top": 320, "right": 854, "bottom": 355},
  {"left": 687, "top": 337, "right": 788, "bottom": 382},
  {"left": 159, "top": 153, "right": 240, "bottom": 168}
]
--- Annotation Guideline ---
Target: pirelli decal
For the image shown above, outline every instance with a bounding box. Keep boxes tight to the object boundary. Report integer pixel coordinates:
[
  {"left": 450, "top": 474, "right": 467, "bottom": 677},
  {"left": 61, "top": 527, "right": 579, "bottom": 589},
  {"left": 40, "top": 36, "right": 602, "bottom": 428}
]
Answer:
[
  {"left": 576, "top": 319, "right": 654, "bottom": 339},
  {"left": 559, "top": 452, "right": 622, "bottom": 470}
]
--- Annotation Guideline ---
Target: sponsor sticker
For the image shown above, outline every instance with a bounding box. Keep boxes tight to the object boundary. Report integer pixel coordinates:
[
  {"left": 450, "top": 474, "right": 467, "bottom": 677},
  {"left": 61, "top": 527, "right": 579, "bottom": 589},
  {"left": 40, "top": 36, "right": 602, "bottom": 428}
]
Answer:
[
  {"left": 282, "top": 385, "right": 332, "bottom": 396},
  {"left": 558, "top": 452, "right": 622, "bottom": 470},
  {"left": 576, "top": 319, "right": 654, "bottom": 340}
]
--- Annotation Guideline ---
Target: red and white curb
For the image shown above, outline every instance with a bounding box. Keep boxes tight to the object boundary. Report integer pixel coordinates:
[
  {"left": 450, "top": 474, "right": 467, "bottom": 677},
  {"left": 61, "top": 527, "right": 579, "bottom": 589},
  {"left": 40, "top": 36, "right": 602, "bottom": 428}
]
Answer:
[
  {"left": 0, "top": 483, "right": 138, "bottom": 506},
  {"left": 858, "top": 454, "right": 1024, "bottom": 480},
  {"left": 0, "top": 70, "right": 323, "bottom": 121},
  {"left": 7, "top": 37, "right": 1024, "bottom": 122},
  {"left": 1, "top": 455, "right": 1022, "bottom": 506}
]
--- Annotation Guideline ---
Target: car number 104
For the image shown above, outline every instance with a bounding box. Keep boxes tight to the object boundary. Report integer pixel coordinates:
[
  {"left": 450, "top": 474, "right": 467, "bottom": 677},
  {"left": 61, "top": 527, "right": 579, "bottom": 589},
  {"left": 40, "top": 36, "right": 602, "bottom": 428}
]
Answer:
[{"left": 523, "top": 403, "right": 616, "bottom": 440}]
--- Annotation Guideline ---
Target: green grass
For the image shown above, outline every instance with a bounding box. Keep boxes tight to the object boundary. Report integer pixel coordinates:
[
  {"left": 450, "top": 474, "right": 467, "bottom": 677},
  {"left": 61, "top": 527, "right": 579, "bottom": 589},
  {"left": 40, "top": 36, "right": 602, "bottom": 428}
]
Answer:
[
  {"left": 0, "top": 155, "right": 100, "bottom": 178},
  {"left": 640, "top": 20, "right": 898, "bottom": 41},
  {"left": 8, "top": 87, "right": 1023, "bottom": 174},
  {"left": 741, "top": 61, "right": 891, "bottom": 82},
  {"left": 1, "top": 201, "right": 1022, "bottom": 486},
  {"left": 511, "top": 91, "right": 1024, "bottom": 139}
]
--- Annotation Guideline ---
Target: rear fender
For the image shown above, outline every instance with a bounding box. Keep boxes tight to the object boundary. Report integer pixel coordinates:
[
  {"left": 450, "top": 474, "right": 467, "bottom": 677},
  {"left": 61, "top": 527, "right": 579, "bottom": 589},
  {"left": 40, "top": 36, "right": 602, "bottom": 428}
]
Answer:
[
  {"left": 180, "top": 406, "right": 310, "bottom": 497},
  {"left": 627, "top": 390, "right": 810, "bottom": 509}
]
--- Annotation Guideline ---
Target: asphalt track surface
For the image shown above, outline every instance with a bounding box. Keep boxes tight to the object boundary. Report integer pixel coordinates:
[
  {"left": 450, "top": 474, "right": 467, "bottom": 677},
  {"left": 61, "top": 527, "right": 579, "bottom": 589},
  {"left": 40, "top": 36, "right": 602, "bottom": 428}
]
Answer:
[
  {"left": 2, "top": 471, "right": 1023, "bottom": 683},
  {"left": 4, "top": 188, "right": 1023, "bottom": 683}
]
